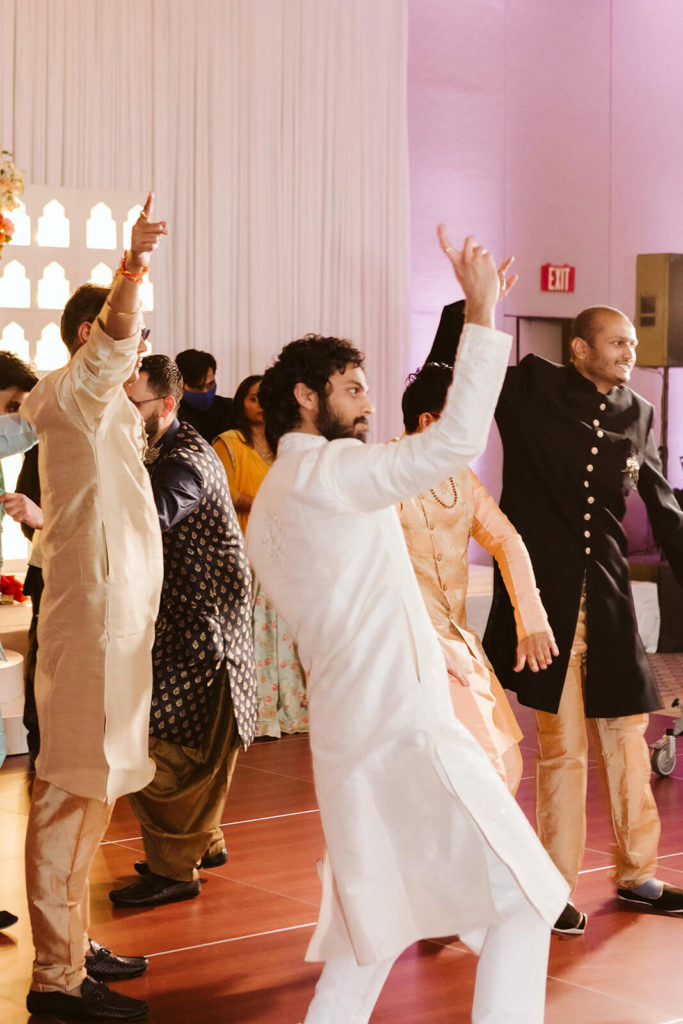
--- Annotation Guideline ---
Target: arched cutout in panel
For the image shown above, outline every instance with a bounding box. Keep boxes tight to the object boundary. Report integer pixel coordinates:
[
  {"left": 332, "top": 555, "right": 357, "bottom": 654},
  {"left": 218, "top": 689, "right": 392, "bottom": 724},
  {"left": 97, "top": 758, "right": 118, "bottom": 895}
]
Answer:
[
  {"left": 0, "top": 260, "right": 30, "bottom": 309},
  {"left": 90, "top": 262, "right": 114, "bottom": 287},
  {"left": 37, "top": 200, "right": 70, "bottom": 248},
  {"left": 0, "top": 321, "right": 30, "bottom": 362},
  {"left": 140, "top": 280, "right": 154, "bottom": 311},
  {"left": 37, "top": 262, "right": 70, "bottom": 310},
  {"left": 2, "top": 450, "right": 29, "bottom": 558},
  {"left": 7, "top": 201, "right": 30, "bottom": 246},
  {"left": 36, "top": 322, "right": 67, "bottom": 372},
  {"left": 86, "top": 203, "right": 116, "bottom": 250}
]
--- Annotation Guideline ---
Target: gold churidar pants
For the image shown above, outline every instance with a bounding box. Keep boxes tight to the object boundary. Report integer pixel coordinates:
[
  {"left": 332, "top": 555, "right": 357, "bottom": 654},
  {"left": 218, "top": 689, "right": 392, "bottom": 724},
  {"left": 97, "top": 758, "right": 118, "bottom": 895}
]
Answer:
[
  {"left": 535, "top": 592, "right": 660, "bottom": 892},
  {"left": 25, "top": 777, "right": 114, "bottom": 991},
  {"left": 128, "top": 672, "right": 240, "bottom": 881}
]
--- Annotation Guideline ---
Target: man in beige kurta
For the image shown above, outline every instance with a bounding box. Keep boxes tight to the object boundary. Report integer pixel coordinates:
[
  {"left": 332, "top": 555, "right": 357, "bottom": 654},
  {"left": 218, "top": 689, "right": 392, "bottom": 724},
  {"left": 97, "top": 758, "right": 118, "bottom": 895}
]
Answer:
[{"left": 17, "top": 197, "right": 166, "bottom": 1022}]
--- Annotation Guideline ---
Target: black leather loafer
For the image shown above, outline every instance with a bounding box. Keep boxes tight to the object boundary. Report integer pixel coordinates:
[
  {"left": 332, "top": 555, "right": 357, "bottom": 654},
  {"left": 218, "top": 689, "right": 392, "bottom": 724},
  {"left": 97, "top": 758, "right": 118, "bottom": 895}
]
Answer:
[
  {"left": 109, "top": 872, "right": 200, "bottom": 908},
  {"left": 85, "top": 939, "right": 149, "bottom": 981},
  {"left": 618, "top": 882, "right": 683, "bottom": 914},
  {"left": 0, "top": 909, "right": 18, "bottom": 929},
  {"left": 26, "top": 976, "right": 148, "bottom": 1020},
  {"left": 133, "top": 846, "right": 228, "bottom": 875}
]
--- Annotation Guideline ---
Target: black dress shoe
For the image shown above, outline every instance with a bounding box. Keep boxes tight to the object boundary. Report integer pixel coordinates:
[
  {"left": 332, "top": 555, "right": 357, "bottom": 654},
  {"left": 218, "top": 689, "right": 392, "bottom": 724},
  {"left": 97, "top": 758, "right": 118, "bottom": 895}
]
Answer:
[
  {"left": 0, "top": 909, "right": 18, "bottom": 929},
  {"left": 109, "top": 872, "right": 200, "bottom": 908},
  {"left": 85, "top": 939, "right": 149, "bottom": 981},
  {"left": 552, "top": 901, "right": 587, "bottom": 936},
  {"left": 618, "top": 882, "right": 683, "bottom": 914},
  {"left": 133, "top": 846, "right": 228, "bottom": 876},
  {"left": 26, "top": 975, "right": 148, "bottom": 1020}
]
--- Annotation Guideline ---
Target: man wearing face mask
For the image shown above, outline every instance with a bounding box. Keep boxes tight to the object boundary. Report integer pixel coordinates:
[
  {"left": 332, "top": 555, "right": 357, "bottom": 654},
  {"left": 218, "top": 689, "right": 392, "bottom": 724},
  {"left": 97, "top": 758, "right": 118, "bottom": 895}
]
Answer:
[{"left": 175, "top": 349, "right": 234, "bottom": 442}]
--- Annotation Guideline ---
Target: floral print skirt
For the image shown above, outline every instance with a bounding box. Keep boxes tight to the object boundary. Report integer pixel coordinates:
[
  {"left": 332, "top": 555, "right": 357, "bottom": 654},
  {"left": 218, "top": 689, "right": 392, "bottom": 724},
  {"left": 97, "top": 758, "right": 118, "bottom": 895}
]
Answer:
[{"left": 252, "top": 575, "right": 309, "bottom": 738}]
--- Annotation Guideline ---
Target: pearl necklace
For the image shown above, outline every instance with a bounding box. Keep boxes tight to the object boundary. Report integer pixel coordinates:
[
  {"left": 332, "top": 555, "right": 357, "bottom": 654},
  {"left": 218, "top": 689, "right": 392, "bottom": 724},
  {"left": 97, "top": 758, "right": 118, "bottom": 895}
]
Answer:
[{"left": 429, "top": 477, "right": 458, "bottom": 509}]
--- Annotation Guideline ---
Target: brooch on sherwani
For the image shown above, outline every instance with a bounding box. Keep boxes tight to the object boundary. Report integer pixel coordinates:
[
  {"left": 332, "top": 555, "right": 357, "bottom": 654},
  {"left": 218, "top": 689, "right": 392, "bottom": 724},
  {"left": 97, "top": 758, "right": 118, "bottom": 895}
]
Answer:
[
  {"left": 622, "top": 454, "right": 640, "bottom": 485},
  {"left": 143, "top": 445, "right": 161, "bottom": 466}
]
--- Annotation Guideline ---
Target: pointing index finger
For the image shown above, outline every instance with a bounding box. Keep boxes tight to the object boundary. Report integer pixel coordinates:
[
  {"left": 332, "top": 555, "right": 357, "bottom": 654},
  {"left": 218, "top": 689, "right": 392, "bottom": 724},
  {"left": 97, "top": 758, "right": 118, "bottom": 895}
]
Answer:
[{"left": 437, "top": 223, "right": 455, "bottom": 255}]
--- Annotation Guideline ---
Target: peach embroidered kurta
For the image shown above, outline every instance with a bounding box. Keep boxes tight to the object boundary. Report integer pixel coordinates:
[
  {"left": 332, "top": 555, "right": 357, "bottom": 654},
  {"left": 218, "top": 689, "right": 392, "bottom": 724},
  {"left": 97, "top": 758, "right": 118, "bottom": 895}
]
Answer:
[
  {"left": 400, "top": 468, "right": 550, "bottom": 777},
  {"left": 20, "top": 320, "right": 163, "bottom": 802}
]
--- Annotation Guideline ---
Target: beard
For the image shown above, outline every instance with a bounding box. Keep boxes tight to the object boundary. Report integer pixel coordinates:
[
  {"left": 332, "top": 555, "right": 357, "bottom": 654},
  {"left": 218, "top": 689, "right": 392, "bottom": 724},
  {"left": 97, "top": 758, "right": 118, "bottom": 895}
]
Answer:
[
  {"left": 144, "top": 409, "right": 161, "bottom": 440},
  {"left": 317, "top": 396, "right": 369, "bottom": 443}
]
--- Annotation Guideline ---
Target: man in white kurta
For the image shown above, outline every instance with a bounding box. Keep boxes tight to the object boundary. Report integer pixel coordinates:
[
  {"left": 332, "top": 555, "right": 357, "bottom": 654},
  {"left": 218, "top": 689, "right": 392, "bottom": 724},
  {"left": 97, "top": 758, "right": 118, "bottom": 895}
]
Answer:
[
  {"left": 247, "top": 235, "right": 569, "bottom": 1024},
  {"left": 17, "top": 197, "right": 166, "bottom": 1021}
]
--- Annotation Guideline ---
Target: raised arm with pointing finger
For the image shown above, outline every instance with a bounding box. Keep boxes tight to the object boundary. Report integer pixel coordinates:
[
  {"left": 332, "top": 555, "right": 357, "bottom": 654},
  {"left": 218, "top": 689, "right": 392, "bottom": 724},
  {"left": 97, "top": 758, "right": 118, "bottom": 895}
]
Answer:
[
  {"left": 247, "top": 226, "right": 567, "bottom": 1024},
  {"left": 21, "top": 195, "right": 168, "bottom": 1022}
]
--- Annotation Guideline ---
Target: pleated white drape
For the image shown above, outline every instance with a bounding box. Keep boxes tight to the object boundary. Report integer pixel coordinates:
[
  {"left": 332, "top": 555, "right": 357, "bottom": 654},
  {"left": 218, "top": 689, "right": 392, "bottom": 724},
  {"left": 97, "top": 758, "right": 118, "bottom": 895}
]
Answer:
[{"left": 1, "top": 0, "right": 409, "bottom": 439}]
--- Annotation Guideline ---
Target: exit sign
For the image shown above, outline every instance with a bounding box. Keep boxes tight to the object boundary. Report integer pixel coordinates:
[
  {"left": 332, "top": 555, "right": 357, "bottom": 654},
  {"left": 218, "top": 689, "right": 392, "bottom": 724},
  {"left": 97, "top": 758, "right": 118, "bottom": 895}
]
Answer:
[{"left": 541, "top": 264, "right": 575, "bottom": 292}]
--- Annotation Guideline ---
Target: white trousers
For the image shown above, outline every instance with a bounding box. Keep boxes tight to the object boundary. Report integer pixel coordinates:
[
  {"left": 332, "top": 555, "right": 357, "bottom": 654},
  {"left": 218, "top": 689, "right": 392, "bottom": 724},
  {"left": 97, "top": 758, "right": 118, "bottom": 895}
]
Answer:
[{"left": 303, "top": 843, "right": 551, "bottom": 1024}]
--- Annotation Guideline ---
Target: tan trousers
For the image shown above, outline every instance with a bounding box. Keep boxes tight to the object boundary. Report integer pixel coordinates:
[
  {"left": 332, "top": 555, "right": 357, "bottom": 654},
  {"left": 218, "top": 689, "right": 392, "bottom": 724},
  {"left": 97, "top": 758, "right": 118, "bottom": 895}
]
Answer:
[
  {"left": 535, "top": 594, "right": 660, "bottom": 892},
  {"left": 25, "top": 777, "right": 114, "bottom": 991},
  {"left": 129, "top": 674, "right": 240, "bottom": 881}
]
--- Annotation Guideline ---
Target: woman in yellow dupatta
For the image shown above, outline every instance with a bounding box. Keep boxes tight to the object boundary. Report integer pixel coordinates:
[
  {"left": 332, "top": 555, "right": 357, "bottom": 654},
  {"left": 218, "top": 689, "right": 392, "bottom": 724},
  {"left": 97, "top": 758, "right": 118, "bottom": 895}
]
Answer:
[{"left": 214, "top": 376, "right": 308, "bottom": 737}]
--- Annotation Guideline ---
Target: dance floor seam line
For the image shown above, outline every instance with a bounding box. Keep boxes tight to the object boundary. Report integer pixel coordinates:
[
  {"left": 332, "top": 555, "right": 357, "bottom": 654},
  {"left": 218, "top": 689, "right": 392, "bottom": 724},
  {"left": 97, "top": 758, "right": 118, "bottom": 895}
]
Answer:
[
  {"left": 100, "top": 808, "right": 321, "bottom": 845},
  {"left": 548, "top": 972, "right": 674, "bottom": 1015},
  {"left": 577, "top": 848, "right": 683, "bottom": 876},
  {"left": 237, "top": 762, "right": 314, "bottom": 784},
  {"left": 146, "top": 921, "right": 318, "bottom": 959}
]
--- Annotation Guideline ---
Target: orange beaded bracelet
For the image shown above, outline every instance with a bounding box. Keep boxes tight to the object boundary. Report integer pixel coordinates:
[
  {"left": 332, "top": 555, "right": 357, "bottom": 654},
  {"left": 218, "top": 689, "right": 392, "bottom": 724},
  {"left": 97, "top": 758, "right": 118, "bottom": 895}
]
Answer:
[{"left": 117, "top": 252, "right": 149, "bottom": 283}]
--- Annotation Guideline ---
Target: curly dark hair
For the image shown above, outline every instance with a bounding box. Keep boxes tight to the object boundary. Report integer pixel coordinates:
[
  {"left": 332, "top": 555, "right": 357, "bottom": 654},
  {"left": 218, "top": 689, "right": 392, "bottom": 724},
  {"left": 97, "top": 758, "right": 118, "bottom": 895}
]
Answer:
[
  {"left": 259, "top": 334, "right": 364, "bottom": 450},
  {"left": 401, "top": 362, "right": 453, "bottom": 433}
]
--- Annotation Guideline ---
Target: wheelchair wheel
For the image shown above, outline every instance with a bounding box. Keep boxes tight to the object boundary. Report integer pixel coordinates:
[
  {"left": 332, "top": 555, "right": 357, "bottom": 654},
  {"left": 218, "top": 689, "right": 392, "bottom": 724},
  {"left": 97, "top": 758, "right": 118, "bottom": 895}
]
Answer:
[{"left": 651, "top": 744, "right": 676, "bottom": 777}]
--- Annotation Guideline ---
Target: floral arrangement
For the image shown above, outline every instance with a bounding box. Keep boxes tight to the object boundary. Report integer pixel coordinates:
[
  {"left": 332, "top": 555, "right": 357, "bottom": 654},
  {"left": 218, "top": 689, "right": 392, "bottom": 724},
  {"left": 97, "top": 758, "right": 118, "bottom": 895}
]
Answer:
[
  {"left": 0, "top": 574, "right": 26, "bottom": 603},
  {"left": 0, "top": 150, "right": 25, "bottom": 253},
  {"left": 0, "top": 213, "right": 15, "bottom": 246}
]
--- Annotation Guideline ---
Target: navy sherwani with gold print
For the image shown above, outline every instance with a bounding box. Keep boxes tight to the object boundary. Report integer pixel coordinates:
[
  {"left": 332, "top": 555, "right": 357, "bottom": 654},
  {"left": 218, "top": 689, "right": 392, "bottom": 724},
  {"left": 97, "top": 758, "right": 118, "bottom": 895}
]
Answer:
[{"left": 145, "top": 418, "right": 257, "bottom": 748}]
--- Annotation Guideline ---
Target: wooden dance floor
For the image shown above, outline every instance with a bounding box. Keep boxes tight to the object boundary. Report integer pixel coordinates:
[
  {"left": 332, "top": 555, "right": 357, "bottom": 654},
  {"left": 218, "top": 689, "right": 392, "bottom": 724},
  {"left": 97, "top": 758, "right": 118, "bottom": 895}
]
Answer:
[{"left": 3, "top": 698, "right": 683, "bottom": 1023}]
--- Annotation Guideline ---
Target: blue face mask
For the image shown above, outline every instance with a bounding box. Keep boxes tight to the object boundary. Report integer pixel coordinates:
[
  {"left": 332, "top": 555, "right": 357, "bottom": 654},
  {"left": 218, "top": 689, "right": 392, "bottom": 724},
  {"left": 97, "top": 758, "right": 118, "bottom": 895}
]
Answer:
[{"left": 183, "top": 383, "right": 217, "bottom": 411}]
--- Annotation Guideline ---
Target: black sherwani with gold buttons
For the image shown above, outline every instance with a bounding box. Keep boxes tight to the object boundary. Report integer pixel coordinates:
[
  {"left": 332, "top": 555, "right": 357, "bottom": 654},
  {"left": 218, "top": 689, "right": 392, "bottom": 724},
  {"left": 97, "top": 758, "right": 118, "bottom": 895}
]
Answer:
[
  {"left": 128, "top": 418, "right": 258, "bottom": 880},
  {"left": 482, "top": 354, "right": 683, "bottom": 717}
]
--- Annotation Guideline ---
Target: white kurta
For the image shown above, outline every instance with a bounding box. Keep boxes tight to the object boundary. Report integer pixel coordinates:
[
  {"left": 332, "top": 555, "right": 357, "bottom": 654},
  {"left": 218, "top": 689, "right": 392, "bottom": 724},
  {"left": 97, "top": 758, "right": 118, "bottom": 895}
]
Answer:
[
  {"left": 247, "top": 324, "right": 568, "bottom": 966},
  {"left": 20, "top": 321, "right": 163, "bottom": 803}
]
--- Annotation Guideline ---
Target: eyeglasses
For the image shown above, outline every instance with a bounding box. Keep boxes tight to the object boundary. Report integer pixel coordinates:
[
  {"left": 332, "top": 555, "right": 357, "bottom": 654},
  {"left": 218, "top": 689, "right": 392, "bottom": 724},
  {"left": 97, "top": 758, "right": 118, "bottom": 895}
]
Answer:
[
  {"left": 128, "top": 394, "right": 169, "bottom": 409},
  {"left": 141, "top": 327, "right": 151, "bottom": 342}
]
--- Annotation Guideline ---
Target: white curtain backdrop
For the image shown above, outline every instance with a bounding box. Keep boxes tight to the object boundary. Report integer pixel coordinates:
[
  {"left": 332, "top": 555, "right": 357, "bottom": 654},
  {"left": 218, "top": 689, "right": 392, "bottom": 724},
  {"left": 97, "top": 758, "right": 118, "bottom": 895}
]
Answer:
[{"left": 1, "top": 0, "right": 409, "bottom": 439}]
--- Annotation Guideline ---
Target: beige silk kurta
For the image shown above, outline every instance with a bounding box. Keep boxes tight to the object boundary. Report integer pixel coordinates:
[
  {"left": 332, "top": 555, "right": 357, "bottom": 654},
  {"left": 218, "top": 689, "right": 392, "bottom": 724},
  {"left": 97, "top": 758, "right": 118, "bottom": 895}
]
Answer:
[
  {"left": 248, "top": 324, "right": 568, "bottom": 967},
  {"left": 20, "top": 320, "right": 163, "bottom": 803},
  {"left": 399, "top": 468, "right": 551, "bottom": 765}
]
